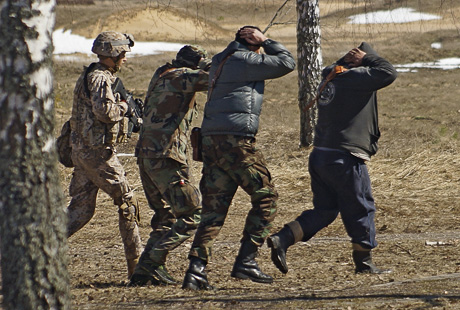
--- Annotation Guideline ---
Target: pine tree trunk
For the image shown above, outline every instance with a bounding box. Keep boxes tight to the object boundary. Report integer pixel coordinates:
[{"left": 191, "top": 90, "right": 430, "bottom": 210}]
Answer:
[
  {"left": 296, "top": 0, "right": 322, "bottom": 147},
  {"left": 0, "top": 0, "right": 70, "bottom": 309}
]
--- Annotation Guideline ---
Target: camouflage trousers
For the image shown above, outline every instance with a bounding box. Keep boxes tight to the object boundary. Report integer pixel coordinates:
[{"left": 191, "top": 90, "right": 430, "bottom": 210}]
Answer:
[
  {"left": 137, "top": 158, "right": 201, "bottom": 266},
  {"left": 68, "top": 147, "right": 143, "bottom": 261},
  {"left": 189, "top": 135, "right": 278, "bottom": 262}
]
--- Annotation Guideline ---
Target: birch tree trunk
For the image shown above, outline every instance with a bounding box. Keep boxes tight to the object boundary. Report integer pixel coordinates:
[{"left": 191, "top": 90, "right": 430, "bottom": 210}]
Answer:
[
  {"left": 0, "top": 0, "right": 70, "bottom": 309},
  {"left": 296, "top": 0, "right": 322, "bottom": 147}
]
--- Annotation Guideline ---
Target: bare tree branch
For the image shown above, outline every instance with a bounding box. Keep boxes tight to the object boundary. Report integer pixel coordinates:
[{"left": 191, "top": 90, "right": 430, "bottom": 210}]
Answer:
[{"left": 262, "top": 0, "right": 292, "bottom": 34}]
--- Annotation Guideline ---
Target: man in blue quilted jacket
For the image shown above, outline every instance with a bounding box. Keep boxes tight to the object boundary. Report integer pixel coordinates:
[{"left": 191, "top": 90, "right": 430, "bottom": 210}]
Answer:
[{"left": 182, "top": 26, "right": 296, "bottom": 290}]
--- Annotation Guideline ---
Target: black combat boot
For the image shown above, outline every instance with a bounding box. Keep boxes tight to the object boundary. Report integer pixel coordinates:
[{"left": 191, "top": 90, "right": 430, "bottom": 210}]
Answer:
[
  {"left": 182, "top": 257, "right": 214, "bottom": 290},
  {"left": 267, "top": 225, "right": 295, "bottom": 274},
  {"left": 127, "top": 252, "right": 177, "bottom": 287},
  {"left": 231, "top": 240, "right": 273, "bottom": 283},
  {"left": 352, "top": 249, "right": 392, "bottom": 274}
]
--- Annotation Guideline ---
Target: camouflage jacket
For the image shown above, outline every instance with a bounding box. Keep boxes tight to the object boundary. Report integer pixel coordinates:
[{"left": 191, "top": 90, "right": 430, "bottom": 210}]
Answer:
[
  {"left": 70, "top": 62, "right": 128, "bottom": 151},
  {"left": 135, "top": 62, "right": 210, "bottom": 164}
]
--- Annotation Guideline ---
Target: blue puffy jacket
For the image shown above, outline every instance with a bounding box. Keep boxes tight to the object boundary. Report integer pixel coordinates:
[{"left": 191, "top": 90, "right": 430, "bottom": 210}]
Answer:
[{"left": 201, "top": 39, "right": 295, "bottom": 137}]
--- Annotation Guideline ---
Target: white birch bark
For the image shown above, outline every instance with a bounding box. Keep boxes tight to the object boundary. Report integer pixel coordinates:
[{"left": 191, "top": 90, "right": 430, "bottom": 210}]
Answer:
[
  {"left": 296, "top": 0, "right": 322, "bottom": 146},
  {"left": 0, "top": 0, "right": 70, "bottom": 308}
]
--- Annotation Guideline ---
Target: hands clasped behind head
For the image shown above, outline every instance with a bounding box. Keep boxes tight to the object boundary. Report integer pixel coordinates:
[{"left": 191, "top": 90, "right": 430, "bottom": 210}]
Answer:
[
  {"left": 344, "top": 48, "right": 366, "bottom": 68},
  {"left": 236, "top": 26, "right": 266, "bottom": 46}
]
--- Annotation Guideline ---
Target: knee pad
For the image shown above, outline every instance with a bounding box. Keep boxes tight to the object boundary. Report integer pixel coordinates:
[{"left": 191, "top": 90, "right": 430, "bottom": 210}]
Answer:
[{"left": 119, "top": 196, "right": 140, "bottom": 224}]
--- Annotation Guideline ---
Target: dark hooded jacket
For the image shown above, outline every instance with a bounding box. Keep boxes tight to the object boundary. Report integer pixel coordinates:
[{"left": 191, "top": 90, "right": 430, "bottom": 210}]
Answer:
[
  {"left": 313, "top": 42, "right": 397, "bottom": 157},
  {"left": 201, "top": 39, "right": 295, "bottom": 136}
]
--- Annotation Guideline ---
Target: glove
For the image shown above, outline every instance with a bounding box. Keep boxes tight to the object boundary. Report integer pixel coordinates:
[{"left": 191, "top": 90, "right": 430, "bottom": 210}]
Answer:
[{"left": 124, "top": 95, "right": 134, "bottom": 117}]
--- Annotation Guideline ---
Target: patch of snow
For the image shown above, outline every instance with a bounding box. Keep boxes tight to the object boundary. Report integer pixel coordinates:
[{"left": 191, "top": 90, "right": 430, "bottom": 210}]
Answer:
[
  {"left": 53, "top": 29, "right": 184, "bottom": 57},
  {"left": 431, "top": 42, "right": 442, "bottom": 49},
  {"left": 348, "top": 8, "right": 441, "bottom": 24},
  {"left": 396, "top": 58, "right": 460, "bottom": 71}
]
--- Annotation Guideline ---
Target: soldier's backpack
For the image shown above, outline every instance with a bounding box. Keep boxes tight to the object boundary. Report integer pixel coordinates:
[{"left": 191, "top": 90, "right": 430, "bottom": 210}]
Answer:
[
  {"left": 56, "top": 120, "right": 74, "bottom": 168},
  {"left": 56, "top": 64, "right": 95, "bottom": 168}
]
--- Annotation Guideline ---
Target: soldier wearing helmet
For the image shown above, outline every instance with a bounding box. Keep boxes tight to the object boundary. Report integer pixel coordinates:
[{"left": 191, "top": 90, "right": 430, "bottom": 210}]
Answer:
[
  {"left": 128, "top": 45, "right": 211, "bottom": 286},
  {"left": 67, "top": 31, "right": 142, "bottom": 279},
  {"left": 92, "top": 31, "right": 135, "bottom": 72}
]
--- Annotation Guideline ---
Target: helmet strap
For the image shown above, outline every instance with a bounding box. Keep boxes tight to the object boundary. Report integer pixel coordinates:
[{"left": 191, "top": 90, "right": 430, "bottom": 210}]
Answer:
[{"left": 98, "top": 56, "right": 118, "bottom": 73}]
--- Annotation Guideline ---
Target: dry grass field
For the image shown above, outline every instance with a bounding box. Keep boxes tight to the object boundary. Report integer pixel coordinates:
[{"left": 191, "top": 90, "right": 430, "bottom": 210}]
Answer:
[{"left": 52, "top": 0, "right": 460, "bottom": 309}]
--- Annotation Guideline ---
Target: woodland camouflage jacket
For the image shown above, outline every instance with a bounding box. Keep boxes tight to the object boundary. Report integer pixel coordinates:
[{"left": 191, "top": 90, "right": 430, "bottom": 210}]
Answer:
[
  {"left": 70, "top": 62, "right": 128, "bottom": 151},
  {"left": 135, "top": 62, "right": 210, "bottom": 164}
]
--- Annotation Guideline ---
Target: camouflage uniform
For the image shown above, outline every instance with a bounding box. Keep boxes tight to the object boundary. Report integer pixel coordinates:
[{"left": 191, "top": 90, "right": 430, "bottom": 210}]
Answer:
[
  {"left": 129, "top": 45, "right": 210, "bottom": 285},
  {"left": 189, "top": 135, "right": 278, "bottom": 260},
  {"left": 67, "top": 32, "right": 142, "bottom": 279}
]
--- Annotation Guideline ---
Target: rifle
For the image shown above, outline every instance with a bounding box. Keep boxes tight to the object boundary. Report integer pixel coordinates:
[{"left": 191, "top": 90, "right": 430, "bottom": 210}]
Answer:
[{"left": 112, "top": 77, "right": 144, "bottom": 138}]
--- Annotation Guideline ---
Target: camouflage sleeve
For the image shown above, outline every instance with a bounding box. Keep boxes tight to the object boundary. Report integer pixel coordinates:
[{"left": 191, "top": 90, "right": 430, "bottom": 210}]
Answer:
[
  {"left": 180, "top": 68, "right": 210, "bottom": 93},
  {"left": 88, "top": 73, "right": 128, "bottom": 123},
  {"left": 198, "top": 58, "right": 212, "bottom": 71}
]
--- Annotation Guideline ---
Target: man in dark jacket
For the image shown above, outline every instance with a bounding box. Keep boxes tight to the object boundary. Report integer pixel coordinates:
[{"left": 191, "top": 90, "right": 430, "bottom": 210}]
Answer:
[
  {"left": 267, "top": 42, "right": 397, "bottom": 275},
  {"left": 182, "top": 26, "right": 295, "bottom": 290}
]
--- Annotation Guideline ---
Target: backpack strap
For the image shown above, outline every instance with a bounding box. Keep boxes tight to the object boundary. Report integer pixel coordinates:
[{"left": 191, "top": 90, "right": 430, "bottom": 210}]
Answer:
[
  {"left": 207, "top": 52, "right": 234, "bottom": 101},
  {"left": 83, "top": 62, "right": 98, "bottom": 98}
]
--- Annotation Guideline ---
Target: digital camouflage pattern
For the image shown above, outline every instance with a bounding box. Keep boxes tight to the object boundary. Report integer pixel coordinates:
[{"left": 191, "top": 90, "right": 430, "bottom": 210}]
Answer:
[
  {"left": 189, "top": 135, "right": 278, "bottom": 262},
  {"left": 70, "top": 62, "right": 128, "bottom": 150},
  {"left": 68, "top": 148, "right": 142, "bottom": 261},
  {"left": 91, "top": 31, "right": 134, "bottom": 57},
  {"left": 68, "top": 62, "right": 142, "bottom": 271},
  {"left": 135, "top": 60, "right": 210, "bottom": 164}
]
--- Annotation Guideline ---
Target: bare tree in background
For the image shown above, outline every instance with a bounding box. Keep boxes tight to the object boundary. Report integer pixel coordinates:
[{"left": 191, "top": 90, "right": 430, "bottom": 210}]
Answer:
[
  {"left": 297, "top": 0, "right": 322, "bottom": 146},
  {"left": 0, "top": 0, "right": 70, "bottom": 309}
]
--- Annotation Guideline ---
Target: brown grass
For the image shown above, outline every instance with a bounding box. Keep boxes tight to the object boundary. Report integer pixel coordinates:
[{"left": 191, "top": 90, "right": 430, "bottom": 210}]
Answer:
[{"left": 52, "top": 1, "right": 460, "bottom": 309}]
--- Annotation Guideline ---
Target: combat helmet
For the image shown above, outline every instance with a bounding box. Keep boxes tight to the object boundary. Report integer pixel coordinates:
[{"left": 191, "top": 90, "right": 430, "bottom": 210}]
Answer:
[
  {"left": 92, "top": 31, "right": 135, "bottom": 57},
  {"left": 173, "top": 45, "right": 208, "bottom": 68}
]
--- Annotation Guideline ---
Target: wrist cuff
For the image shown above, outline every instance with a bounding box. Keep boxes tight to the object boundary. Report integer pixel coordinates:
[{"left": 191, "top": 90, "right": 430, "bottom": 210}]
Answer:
[{"left": 261, "top": 39, "right": 273, "bottom": 46}]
